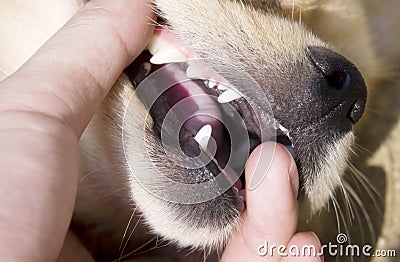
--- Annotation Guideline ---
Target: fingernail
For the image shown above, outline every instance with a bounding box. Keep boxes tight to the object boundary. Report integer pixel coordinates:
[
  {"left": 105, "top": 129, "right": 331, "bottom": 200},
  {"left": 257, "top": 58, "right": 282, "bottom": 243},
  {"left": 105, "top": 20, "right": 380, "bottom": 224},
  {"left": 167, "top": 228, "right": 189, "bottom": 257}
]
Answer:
[
  {"left": 282, "top": 146, "right": 299, "bottom": 198},
  {"left": 310, "top": 231, "right": 321, "bottom": 247},
  {"left": 247, "top": 143, "right": 275, "bottom": 191},
  {"left": 309, "top": 231, "right": 323, "bottom": 261}
]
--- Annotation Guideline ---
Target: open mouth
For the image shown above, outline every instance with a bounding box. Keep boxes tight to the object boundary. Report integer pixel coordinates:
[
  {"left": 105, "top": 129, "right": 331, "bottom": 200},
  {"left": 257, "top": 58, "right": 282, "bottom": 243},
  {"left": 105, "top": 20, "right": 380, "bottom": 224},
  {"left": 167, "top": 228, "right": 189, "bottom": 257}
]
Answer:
[{"left": 124, "top": 26, "right": 295, "bottom": 207}]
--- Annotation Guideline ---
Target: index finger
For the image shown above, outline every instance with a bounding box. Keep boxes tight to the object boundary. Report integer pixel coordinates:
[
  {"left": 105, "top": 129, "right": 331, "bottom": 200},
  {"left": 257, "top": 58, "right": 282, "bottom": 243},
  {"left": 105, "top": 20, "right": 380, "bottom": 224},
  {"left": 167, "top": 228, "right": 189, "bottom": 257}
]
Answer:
[{"left": 0, "top": 0, "right": 155, "bottom": 136}]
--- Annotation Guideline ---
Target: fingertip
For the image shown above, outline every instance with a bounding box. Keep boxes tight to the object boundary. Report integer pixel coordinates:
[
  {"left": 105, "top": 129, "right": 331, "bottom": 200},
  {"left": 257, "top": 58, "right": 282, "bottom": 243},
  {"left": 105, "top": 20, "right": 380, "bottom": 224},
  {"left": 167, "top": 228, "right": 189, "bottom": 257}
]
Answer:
[
  {"left": 79, "top": 0, "right": 156, "bottom": 61},
  {"left": 231, "top": 142, "right": 300, "bottom": 255},
  {"left": 245, "top": 142, "right": 298, "bottom": 198},
  {"left": 2, "top": 0, "right": 156, "bottom": 137}
]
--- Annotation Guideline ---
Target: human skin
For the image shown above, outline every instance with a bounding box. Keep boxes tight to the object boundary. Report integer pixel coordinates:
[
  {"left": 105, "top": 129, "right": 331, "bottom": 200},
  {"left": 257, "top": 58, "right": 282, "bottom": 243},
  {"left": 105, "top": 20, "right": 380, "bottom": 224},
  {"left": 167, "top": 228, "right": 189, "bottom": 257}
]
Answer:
[{"left": 0, "top": 0, "right": 321, "bottom": 261}]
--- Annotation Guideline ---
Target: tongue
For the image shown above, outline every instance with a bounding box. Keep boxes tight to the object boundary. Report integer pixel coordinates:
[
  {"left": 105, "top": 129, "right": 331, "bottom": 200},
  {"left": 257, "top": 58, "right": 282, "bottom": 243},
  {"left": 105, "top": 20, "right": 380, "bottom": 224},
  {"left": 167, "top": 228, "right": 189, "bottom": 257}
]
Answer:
[{"left": 162, "top": 64, "right": 223, "bottom": 145}]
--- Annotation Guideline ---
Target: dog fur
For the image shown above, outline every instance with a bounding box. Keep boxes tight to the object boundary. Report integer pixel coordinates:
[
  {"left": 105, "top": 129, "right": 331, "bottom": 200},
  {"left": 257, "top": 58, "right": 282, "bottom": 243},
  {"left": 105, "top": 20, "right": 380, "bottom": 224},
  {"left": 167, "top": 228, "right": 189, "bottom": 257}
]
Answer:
[{"left": 1, "top": 0, "right": 397, "bottom": 260}]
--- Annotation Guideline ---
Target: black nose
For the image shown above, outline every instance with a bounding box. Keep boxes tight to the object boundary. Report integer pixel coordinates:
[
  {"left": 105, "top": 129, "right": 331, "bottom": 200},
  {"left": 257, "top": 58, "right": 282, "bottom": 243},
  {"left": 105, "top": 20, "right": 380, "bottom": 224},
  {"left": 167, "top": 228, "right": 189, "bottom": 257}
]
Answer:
[{"left": 306, "top": 46, "right": 367, "bottom": 128}]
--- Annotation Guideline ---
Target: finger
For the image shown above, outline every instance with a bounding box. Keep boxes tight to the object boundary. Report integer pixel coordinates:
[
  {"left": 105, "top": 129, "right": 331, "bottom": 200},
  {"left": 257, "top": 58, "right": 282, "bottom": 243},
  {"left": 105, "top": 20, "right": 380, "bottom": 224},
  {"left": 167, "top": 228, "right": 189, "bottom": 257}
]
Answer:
[
  {"left": 0, "top": 0, "right": 155, "bottom": 137},
  {"left": 0, "top": 1, "right": 154, "bottom": 260},
  {"left": 57, "top": 231, "right": 95, "bottom": 262},
  {"left": 282, "top": 232, "right": 323, "bottom": 261},
  {"left": 222, "top": 142, "right": 299, "bottom": 261}
]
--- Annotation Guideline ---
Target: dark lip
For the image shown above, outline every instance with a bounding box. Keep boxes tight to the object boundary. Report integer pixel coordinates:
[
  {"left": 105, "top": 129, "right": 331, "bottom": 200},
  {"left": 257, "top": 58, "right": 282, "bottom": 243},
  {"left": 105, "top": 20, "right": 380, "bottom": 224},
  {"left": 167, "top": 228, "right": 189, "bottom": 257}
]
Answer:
[{"left": 125, "top": 52, "right": 299, "bottom": 199}]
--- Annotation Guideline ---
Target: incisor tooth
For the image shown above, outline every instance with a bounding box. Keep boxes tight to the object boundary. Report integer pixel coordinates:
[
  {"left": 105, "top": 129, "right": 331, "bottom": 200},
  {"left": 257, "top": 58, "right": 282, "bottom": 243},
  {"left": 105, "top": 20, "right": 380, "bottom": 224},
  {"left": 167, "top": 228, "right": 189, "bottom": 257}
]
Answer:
[
  {"left": 207, "top": 80, "right": 217, "bottom": 88},
  {"left": 217, "top": 89, "right": 243, "bottom": 103},
  {"left": 186, "top": 64, "right": 203, "bottom": 79},
  {"left": 217, "top": 83, "right": 229, "bottom": 90},
  {"left": 150, "top": 48, "right": 187, "bottom": 64},
  {"left": 194, "top": 125, "right": 212, "bottom": 151}
]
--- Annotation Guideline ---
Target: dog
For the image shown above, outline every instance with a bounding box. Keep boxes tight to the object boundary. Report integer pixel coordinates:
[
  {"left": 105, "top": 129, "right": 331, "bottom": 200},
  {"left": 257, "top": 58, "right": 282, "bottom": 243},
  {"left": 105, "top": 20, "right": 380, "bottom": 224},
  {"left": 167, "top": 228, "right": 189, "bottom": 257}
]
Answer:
[{"left": 0, "top": 0, "right": 390, "bottom": 260}]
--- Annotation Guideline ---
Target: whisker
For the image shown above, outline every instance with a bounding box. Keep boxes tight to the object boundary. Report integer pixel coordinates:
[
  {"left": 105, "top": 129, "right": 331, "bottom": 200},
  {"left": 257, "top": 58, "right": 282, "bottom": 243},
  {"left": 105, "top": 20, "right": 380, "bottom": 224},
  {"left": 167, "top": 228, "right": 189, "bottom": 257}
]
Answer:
[
  {"left": 79, "top": 164, "right": 120, "bottom": 183},
  {"left": 119, "top": 215, "right": 143, "bottom": 259},
  {"left": 331, "top": 196, "right": 342, "bottom": 237},
  {"left": 146, "top": 10, "right": 161, "bottom": 27},
  {"left": 129, "top": 237, "right": 172, "bottom": 258},
  {"left": 97, "top": 186, "right": 129, "bottom": 202},
  {"left": 332, "top": 195, "right": 352, "bottom": 244},
  {"left": 238, "top": 0, "right": 246, "bottom": 9},
  {"left": 347, "top": 162, "right": 383, "bottom": 216},
  {"left": 344, "top": 182, "right": 377, "bottom": 244},
  {"left": 338, "top": 175, "right": 355, "bottom": 222},
  {"left": 119, "top": 208, "right": 137, "bottom": 252},
  {"left": 113, "top": 235, "right": 159, "bottom": 262},
  {"left": 352, "top": 142, "right": 372, "bottom": 155},
  {"left": 344, "top": 189, "right": 366, "bottom": 244}
]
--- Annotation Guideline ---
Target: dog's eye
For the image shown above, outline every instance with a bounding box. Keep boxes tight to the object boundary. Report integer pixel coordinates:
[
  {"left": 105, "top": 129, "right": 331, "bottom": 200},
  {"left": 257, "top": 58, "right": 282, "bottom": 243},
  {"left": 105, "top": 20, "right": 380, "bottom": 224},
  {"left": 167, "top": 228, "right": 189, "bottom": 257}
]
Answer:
[{"left": 325, "top": 70, "right": 348, "bottom": 90}]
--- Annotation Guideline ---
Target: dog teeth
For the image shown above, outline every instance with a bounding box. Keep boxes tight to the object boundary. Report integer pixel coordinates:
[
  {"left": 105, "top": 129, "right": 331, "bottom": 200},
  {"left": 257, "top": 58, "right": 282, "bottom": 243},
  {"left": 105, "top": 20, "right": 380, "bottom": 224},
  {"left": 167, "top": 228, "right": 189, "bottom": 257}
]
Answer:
[
  {"left": 217, "top": 89, "right": 243, "bottom": 103},
  {"left": 217, "top": 83, "right": 229, "bottom": 90},
  {"left": 147, "top": 33, "right": 163, "bottom": 56},
  {"left": 207, "top": 80, "right": 217, "bottom": 88},
  {"left": 194, "top": 124, "right": 212, "bottom": 151},
  {"left": 150, "top": 48, "right": 187, "bottom": 65},
  {"left": 277, "top": 123, "right": 289, "bottom": 133},
  {"left": 186, "top": 63, "right": 204, "bottom": 79},
  {"left": 147, "top": 28, "right": 198, "bottom": 65},
  {"left": 276, "top": 123, "right": 293, "bottom": 143}
]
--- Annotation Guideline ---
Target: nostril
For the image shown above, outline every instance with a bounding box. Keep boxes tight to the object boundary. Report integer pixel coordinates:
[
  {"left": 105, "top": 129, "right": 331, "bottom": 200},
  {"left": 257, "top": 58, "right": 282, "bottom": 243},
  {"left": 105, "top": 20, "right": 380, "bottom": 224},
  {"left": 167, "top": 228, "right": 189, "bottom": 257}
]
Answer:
[
  {"left": 325, "top": 70, "right": 349, "bottom": 90},
  {"left": 306, "top": 46, "right": 367, "bottom": 127},
  {"left": 348, "top": 99, "right": 365, "bottom": 124}
]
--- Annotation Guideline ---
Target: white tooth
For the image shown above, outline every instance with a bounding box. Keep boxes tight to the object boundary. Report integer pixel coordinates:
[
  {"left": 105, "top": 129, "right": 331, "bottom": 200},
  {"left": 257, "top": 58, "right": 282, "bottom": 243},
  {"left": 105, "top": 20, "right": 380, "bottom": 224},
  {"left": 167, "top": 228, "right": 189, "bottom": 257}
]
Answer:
[
  {"left": 146, "top": 34, "right": 163, "bottom": 55},
  {"left": 217, "top": 89, "right": 243, "bottom": 103},
  {"left": 150, "top": 48, "right": 187, "bottom": 64},
  {"left": 186, "top": 64, "right": 203, "bottom": 79},
  {"left": 278, "top": 124, "right": 289, "bottom": 133},
  {"left": 277, "top": 123, "right": 293, "bottom": 142},
  {"left": 194, "top": 125, "right": 212, "bottom": 151},
  {"left": 217, "top": 83, "right": 229, "bottom": 90},
  {"left": 207, "top": 80, "right": 217, "bottom": 88}
]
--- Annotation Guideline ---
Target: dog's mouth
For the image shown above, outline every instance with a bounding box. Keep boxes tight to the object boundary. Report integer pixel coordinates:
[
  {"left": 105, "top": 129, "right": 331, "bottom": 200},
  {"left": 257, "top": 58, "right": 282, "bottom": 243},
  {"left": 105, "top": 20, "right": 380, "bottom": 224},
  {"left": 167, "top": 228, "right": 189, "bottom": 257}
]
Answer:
[{"left": 125, "top": 27, "right": 295, "bottom": 207}]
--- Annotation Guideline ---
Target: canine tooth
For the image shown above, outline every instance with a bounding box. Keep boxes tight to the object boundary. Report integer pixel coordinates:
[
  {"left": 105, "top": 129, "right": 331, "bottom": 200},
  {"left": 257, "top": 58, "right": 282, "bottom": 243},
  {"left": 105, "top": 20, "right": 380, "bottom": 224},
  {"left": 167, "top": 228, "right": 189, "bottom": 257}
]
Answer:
[
  {"left": 217, "top": 89, "right": 242, "bottom": 103},
  {"left": 147, "top": 34, "right": 163, "bottom": 56},
  {"left": 194, "top": 125, "right": 212, "bottom": 151},
  {"left": 150, "top": 48, "right": 187, "bottom": 64}
]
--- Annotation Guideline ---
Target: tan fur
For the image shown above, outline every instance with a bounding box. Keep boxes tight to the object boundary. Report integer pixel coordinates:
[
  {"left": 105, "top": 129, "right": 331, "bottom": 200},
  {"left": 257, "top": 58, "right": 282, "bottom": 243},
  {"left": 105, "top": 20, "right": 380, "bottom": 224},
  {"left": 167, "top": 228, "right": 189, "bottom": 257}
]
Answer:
[{"left": 1, "top": 0, "right": 397, "bottom": 259}]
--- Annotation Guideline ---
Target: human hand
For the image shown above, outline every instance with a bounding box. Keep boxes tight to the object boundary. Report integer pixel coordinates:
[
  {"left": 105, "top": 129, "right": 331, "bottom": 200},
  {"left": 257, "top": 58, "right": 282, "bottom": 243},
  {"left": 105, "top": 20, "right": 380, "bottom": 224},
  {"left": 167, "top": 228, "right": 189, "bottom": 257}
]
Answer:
[
  {"left": 0, "top": 0, "right": 154, "bottom": 260},
  {"left": 222, "top": 142, "right": 323, "bottom": 262}
]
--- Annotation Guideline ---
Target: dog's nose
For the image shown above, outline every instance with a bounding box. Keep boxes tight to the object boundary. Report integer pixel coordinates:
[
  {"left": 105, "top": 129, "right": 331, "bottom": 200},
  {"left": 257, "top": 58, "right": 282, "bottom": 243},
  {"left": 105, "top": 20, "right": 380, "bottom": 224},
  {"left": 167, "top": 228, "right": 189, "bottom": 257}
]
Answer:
[{"left": 306, "top": 46, "right": 367, "bottom": 128}]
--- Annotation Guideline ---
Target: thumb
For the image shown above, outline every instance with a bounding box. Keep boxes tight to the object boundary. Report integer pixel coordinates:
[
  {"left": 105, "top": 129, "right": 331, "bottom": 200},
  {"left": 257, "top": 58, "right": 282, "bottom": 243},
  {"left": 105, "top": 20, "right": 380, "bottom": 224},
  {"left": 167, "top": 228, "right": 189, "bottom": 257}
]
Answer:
[{"left": 222, "top": 142, "right": 299, "bottom": 261}]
